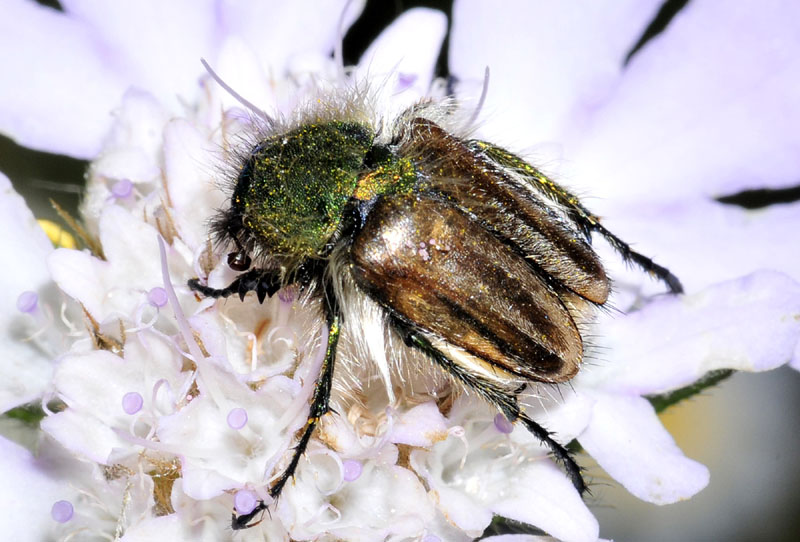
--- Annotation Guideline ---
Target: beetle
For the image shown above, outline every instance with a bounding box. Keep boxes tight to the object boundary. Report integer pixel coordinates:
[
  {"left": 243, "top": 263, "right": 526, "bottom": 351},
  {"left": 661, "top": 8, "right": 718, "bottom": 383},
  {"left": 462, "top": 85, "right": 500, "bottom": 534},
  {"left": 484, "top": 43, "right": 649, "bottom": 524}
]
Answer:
[{"left": 188, "top": 95, "right": 682, "bottom": 529}]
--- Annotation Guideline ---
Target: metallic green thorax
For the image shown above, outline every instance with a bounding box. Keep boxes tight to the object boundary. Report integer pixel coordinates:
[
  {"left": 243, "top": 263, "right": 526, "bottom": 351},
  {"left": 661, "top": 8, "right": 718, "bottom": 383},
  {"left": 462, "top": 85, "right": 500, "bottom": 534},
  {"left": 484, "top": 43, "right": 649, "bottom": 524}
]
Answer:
[{"left": 232, "top": 121, "right": 416, "bottom": 257}]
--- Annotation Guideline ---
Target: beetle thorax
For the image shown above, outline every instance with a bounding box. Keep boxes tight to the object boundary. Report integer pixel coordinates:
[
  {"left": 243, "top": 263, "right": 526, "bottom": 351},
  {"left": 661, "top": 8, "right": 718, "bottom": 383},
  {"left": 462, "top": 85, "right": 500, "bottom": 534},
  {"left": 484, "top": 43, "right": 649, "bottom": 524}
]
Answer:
[{"left": 230, "top": 121, "right": 375, "bottom": 258}]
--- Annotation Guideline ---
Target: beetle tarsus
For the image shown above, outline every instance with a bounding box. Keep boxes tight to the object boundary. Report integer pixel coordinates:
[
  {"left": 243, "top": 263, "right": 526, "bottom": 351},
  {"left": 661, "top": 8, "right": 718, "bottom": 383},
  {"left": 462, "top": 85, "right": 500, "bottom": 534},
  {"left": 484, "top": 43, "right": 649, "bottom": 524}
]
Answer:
[{"left": 187, "top": 268, "right": 282, "bottom": 302}]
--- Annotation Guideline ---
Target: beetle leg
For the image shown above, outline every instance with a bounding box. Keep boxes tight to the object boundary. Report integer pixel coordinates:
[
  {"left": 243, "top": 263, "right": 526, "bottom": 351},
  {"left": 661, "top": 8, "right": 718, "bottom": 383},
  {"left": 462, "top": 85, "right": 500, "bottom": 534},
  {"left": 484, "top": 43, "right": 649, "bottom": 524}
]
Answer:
[
  {"left": 232, "top": 291, "right": 341, "bottom": 530},
  {"left": 187, "top": 268, "right": 282, "bottom": 303},
  {"left": 529, "top": 183, "right": 683, "bottom": 295},
  {"left": 395, "top": 319, "right": 587, "bottom": 496},
  {"left": 475, "top": 142, "right": 683, "bottom": 294}
]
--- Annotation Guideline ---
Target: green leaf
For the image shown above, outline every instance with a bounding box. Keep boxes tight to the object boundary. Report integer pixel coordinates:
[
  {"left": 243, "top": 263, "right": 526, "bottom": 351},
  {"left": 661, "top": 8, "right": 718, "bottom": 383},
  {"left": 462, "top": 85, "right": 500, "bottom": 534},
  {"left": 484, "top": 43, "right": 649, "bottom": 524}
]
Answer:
[{"left": 646, "top": 369, "right": 735, "bottom": 413}]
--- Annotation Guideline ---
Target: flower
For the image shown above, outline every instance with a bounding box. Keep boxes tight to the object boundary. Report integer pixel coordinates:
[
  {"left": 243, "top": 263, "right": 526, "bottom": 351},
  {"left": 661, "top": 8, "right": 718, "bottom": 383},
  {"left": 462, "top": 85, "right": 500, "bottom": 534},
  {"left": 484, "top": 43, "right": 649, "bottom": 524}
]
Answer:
[{"left": 1, "top": 2, "right": 799, "bottom": 541}]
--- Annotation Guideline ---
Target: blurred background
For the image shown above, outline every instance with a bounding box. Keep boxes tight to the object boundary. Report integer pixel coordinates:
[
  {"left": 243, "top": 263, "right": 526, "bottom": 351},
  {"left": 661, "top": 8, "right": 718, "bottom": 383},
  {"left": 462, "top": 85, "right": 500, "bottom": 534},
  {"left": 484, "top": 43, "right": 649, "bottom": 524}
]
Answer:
[{"left": 2, "top": 1, "right": 798, "bottom": 540}]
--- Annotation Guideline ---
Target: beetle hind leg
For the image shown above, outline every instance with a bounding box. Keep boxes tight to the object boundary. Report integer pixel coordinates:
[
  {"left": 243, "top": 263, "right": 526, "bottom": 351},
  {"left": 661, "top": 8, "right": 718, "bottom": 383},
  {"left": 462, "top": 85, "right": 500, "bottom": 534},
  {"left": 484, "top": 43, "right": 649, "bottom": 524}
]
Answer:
[{"left": 395, "top": 320, "right": 588, "bottom": 496}]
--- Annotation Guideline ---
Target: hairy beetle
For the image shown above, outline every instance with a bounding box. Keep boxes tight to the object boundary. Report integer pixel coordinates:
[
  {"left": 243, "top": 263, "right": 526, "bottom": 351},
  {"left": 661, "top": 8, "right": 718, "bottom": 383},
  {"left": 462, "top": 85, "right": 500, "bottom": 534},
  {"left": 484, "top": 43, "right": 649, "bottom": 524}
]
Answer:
[{"left": 189, "top": 95, "right": 682, "bottom": 529}]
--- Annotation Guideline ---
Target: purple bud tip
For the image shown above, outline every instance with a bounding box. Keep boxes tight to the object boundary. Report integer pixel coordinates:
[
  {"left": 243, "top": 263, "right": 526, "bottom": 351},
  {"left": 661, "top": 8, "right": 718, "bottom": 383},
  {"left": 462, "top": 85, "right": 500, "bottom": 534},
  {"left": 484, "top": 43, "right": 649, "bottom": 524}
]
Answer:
[
  {"left": 234, "top": 490, "right": 258, "bottom": 515},
  {"left": 342, "top": 459, "right": 363, "bottom": 482},
  {"left": 111, "top": 179, "right": 133, "bottom": 198},
  {"left": 16, "top": 291, "right": 38, "bottom": 313},
  {"left": 227, "top": 407, "right": 248, "bottom": 429},
  {"left": 396, "top": 72, "right": 418, "bottom": 91},
  {"left": 147, "top": 287, "right": 168, "bottom": 308},
  {"left": 494, "top": 413, "right": 513, "bottom": 434},
  {"left": 51, "top": 500, "right": 74, "bottom": 523},
  {"left": 122, "top": 391, "right": 144, "bottom": 415},
  {"left": 278, "top": 287, "right": 295, "bottom": 304},
  {"left": 422, "top": 535, "right": 441, "bottom": 542}
]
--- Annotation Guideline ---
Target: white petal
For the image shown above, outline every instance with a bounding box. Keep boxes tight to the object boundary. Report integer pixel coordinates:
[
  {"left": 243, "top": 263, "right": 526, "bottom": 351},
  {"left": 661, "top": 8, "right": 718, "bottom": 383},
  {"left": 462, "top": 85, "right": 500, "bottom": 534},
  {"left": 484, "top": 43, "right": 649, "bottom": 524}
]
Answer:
[
  {"left": 567, "top": 0, "right": 800, "bottom": 202},
  {"left": 283, "top": 463, "right": 433, "bottom": 541},
  {"left": 579, "top": 393, "right": 709, "bottom": 504},
  {"left": 49, "top": 206, "right": 180, "bottom": 323},
  {"left": 450, "top": 0, "right": 662, "bottom": 152},
  {"left": 119, "top": 514, "right": 186, "bottom": 542},
  {"left": 489, "top": 460, "right": 599, "bottom": 542},
  {"left": 0, "top": 1, "right": 130, "bottom": 157},
  {"left": 0, "top": 173, "right": 54, "bottom": 411},
  {"left": 437, "top": 486, "right": 493, "bottom": 534},
  {"left": 358, "top": 7, "right": 447, "bottom": 103},
  {"left": 582, "top": 271, "right": 800, "bottom": 395},
  {"left": 41, "top": 409, "right": 128, "bottom": 464},
  {"left": 162, "top": 119, "right": 224, "bottom": 248},
  {"left": 157, "top": 373, "right": 296, "bottom": 498},
  {"left": 390, "top": 401, "right": 449, "bottom": 447}
]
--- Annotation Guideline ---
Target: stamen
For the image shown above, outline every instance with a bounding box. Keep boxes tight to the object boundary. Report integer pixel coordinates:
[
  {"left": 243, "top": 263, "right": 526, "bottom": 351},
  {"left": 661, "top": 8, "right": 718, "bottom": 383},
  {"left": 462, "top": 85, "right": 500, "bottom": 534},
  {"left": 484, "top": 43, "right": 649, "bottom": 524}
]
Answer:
[
  {"left": 396, "top": 73, "right": 418, "bottom": 92},
  {"left": 50, "top": 500, "right": 74, "bottom": 523},
  {"left": 233, "top": 490, "right": 258, "bottom": 515},
  {"left": 16, "top": 291, "right": 38, "bottom": 313},
  {"left": 342, "top": 459, "right": 362, "bottom": 482},
  {"left": 227, "top": 407, "right": 248, "bottom": 430},
  {"left": 122, "top": 392, "right": 144, "bottom": 415},
  {"left": 147, "top": 287, "right": 168, "bottom": 308},
  {"left": 111, "top": 179, "right": 133, "bottom": 199},
  {"left": 493, "top": 413, "right": 513, "bottom": 434}
]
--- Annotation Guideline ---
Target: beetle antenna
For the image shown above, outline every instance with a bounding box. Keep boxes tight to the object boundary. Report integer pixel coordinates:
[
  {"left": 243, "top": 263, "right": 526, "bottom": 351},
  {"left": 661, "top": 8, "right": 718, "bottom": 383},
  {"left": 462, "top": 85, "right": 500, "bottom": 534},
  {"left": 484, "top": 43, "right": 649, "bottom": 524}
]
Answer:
[
  {"left": 464, "top": 66, "right": 490, "bottom": 130},
  {"left": 200, "top": 58, "right": 274, "bottom": 126}
]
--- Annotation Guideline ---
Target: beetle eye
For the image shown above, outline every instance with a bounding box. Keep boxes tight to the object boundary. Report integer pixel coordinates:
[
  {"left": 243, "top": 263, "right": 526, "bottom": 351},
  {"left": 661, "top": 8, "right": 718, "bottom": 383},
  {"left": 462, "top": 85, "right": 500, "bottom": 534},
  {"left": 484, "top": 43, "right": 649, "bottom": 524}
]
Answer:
[{"left": 227, "top": 252, "right": 252, "bottom": 271}]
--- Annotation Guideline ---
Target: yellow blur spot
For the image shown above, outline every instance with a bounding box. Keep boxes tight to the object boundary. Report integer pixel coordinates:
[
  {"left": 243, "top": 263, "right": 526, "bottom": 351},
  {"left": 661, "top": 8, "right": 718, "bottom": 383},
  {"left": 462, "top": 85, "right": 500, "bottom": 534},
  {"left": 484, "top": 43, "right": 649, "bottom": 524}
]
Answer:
[{"left": 38, "top": 219, "right": 77, "bottom": 249}]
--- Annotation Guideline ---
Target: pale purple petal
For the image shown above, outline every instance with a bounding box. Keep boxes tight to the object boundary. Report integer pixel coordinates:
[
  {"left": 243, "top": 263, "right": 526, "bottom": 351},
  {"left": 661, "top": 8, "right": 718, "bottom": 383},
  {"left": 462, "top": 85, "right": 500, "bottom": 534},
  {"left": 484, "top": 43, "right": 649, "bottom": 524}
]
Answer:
[
  {"left": 89, "top": 89, "right": 169, "bottom": 187},
  {"left": 0, "top": 174, "right": 54, "bottom": 411},
  {"left": 61, "top": 0, "right": 221, "bottom": 109},
  {"left": 595, "top": 199, "right": 800, "bottom": 295},
  {"left": 219, "top": 0, "right": 363, "bottom": 74},
  {"left": 582, "top": 271, "right": 800, "bottom": 395},
  {"left": 0, "top": 437, "right": 64, "bottom": 540},
  {"left": 0, "top": 1, "right": 131, "bottom": 157},
  {"left": 579, "top": 393, "right": 709, "bottom": 504},
  {"left": 358, "top": 8, "right": 447, "bottom": 99},
  {"left": 450, "top": 0, "right": 662, "bottom": 150},
  {"left": 567, "top": 0, "right": 800, "bottom": 202}
]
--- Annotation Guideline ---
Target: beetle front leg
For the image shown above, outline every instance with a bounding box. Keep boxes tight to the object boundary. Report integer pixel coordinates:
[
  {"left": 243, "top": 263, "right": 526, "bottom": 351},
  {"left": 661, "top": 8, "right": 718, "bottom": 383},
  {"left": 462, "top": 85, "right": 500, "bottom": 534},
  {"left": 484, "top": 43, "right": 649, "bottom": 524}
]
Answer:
[
  {"left": 232, "top": 293, "right": 341, "bottom": 530},
  {"left": 188, "top": 268, "right": 282, "bottom": 303}
]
